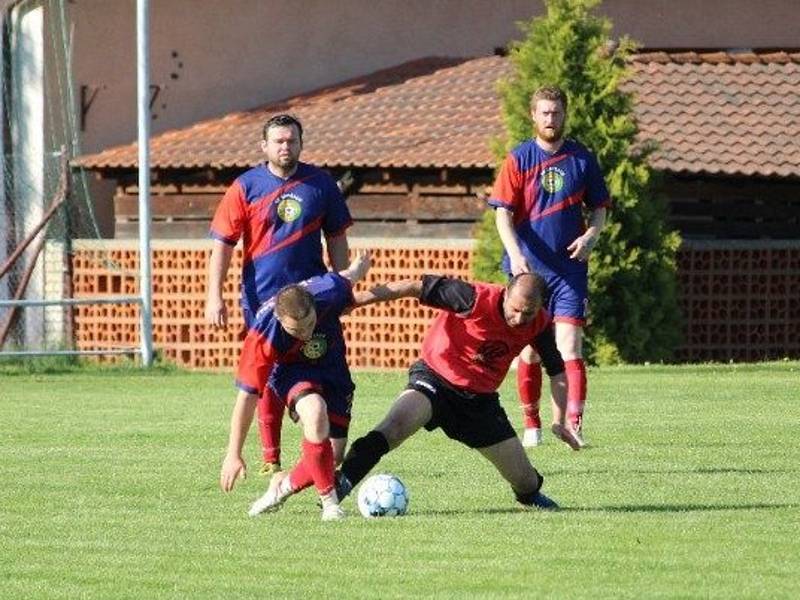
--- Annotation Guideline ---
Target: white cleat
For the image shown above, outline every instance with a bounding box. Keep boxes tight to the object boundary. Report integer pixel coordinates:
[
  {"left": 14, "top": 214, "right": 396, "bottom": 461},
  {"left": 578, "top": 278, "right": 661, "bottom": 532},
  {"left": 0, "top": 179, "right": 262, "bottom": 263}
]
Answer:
[
  {"left": 522, "top": 427, "right": 543, "bottom": 448},
  {"left": 248, "top": 471, "right": 292, "bottom": 517},
  {"left": 321, "top": 503, "right": 346, "bottom": 521}
]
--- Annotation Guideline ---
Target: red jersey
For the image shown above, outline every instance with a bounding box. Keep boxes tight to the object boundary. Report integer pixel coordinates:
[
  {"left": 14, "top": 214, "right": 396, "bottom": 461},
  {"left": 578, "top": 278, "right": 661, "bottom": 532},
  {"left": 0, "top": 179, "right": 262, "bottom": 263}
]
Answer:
[{"left": 421, "top": 282, "right": 551, "bottom": 394}]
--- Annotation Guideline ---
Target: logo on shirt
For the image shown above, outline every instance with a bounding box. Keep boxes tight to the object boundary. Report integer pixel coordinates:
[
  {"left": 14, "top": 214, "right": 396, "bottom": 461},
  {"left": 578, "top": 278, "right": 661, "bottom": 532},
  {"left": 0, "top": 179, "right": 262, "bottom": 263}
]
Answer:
[
  {"left": 302, "top": 333, "right": 327, "bottom": 359},
  {"left": 276, "top": 194, "right": 303, "bottom": 223},
  {"left": 473, "top": 340, "right": 510, "bottom": 367},
  {"left": 541, "top": 166, "right": 566, "bottom": 194}
]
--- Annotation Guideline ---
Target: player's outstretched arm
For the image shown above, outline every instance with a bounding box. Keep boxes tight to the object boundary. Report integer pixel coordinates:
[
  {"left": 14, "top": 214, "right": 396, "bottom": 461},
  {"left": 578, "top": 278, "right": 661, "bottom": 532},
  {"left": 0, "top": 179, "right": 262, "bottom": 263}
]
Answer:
[
  {"left": 352, "top": 278, "right": 423, "bottom": 308},
  {"left": 220, "top": 389, "right": 258, "bottom": 492},
  {"left": 338, "top": 250, "right": 371, "bottom": 285}
]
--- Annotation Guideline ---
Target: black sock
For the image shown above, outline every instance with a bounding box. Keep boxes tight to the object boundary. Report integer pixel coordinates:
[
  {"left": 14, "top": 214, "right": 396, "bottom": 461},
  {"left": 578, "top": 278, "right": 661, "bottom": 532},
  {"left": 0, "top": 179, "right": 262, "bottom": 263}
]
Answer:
[{"left": 340, "top": 430, "right": 390, "bottom": 489}]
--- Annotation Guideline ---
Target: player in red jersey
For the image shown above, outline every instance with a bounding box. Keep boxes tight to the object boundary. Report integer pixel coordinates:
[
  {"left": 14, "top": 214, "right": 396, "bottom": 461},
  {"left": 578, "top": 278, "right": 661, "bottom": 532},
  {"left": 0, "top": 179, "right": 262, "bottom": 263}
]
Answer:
[
  {"left": 219, "top": 253, "right": 369, "bottom": 521},
  {"left": 206, "top": 114, "right": 353, "bottom": 475},
  {"left": 489, "top": 86, "right": 611, "bottom": 449},
  {"left": 332, "top": 272, "right": 573, "bottom": 511}
]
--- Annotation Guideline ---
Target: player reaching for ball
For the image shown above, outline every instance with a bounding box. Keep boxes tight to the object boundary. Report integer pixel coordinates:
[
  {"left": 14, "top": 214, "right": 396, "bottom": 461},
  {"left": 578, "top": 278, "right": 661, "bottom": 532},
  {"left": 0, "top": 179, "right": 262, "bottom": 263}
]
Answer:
[{"left": 335, "top": 271, "right": 571, "bottom": 511}]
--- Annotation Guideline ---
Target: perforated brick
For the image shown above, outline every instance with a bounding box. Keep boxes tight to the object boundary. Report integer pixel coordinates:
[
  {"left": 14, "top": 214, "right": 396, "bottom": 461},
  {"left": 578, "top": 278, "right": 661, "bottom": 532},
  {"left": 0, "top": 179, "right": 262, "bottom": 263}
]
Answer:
[{"left": 68, "top": 240, "right": 800, "bottom": 367}]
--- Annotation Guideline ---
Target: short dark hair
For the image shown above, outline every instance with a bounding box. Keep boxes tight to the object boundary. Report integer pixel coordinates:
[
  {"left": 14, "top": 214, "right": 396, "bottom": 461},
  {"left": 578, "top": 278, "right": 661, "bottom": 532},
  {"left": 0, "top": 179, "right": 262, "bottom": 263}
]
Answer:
[
  {"left": 275, "top": 284, "right": 314, "bottom": 320},
  {"left": 507, "top": 272, "right": 546, "bottom": 304},
  {"left": 530, "top": 86, "right": 568, "bottom": 112},
  {"left": 262, "top": 114, "right": 303, "bottom": 142}
]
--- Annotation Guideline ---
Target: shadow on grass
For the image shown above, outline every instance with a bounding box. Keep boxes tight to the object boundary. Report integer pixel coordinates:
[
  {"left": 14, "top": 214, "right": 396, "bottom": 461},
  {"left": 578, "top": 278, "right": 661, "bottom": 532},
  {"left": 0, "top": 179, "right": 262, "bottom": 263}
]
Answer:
[
  {"left": 548, "top": 467, "right": 794, "bottom": 476},
  {"left": 568, "top": 502, "right": 797, "bottom": 513},
  {"left": 410, "top": 502, "right": 796, "bottom": 517}
]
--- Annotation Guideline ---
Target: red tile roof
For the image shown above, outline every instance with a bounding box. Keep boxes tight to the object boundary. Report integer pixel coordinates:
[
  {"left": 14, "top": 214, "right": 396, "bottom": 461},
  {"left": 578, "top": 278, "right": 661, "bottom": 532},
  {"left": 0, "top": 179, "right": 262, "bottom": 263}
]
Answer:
[{"left": 75, "top": 51, "right": 800, "bottom": 178}]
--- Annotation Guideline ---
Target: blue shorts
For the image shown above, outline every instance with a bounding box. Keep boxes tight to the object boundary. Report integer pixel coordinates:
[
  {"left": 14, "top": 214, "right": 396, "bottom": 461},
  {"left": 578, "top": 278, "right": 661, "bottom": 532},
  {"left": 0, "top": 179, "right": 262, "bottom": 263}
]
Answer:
[
  {"left": 544, "top": 272, "right": 588, "bottom": 325},
  {"left": 269, "top": 363, "right": 355, "bottom": 438}
]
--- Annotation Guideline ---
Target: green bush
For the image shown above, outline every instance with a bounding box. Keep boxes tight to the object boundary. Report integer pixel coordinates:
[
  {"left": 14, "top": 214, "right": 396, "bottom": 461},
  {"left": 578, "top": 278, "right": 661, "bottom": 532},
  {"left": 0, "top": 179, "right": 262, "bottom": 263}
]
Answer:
[{"left": 473, "top": 0, "right": 682, "bottom": 364}]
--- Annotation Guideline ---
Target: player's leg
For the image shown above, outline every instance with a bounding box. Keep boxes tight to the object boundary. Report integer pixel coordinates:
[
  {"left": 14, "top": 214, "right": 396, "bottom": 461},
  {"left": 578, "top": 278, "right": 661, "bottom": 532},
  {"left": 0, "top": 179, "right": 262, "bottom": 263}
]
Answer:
[
  {"left": 243, "top": 304, "right": 285, "bottom": 476},
  {"left": 337, "top": 389, "right": 432, "bottom": 499},
  {"left": 326, "top": 390, "right": 352, "bottom": 466},
  {"left": 250, "top": 390, "right": 339, "bottom": 519},
  {"left": 555, "top": 320, "right": 587, "bottom": 447},
  {"left": 292, "top": 391, "right": 343, "bottom": 519},
  {"left": 330, "top": 437, "right": 347, "bottom": 466},
  {"left": 517, "top": 344, "right": 544, "bottom": 447},
  {"left": 256, "top": 384, "right": 285, "bottom": 475},
  {"left": 548, "top": 275, "right": 589, "bottom": 448},
  {"left": 477, "top": 437, "right": 559, "bottom": 510}
]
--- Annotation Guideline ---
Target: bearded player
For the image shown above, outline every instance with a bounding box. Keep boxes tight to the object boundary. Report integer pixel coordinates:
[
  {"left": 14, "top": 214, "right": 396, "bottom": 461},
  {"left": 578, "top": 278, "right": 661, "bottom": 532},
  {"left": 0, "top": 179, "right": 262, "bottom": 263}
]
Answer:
[{"left": 489, "top": 86, "right": 611, "bottom": 449}]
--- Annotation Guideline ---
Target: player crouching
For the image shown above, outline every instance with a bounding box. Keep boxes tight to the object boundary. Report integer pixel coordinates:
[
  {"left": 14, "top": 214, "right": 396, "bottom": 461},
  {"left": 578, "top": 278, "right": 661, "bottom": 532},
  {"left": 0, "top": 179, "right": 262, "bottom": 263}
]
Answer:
[{"left": 219, "top": 253, "right": 370, "bottom": 521}]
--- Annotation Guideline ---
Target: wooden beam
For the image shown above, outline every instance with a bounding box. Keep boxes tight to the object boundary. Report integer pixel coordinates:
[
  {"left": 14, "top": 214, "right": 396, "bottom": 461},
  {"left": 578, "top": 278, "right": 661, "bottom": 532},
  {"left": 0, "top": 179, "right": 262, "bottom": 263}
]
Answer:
[
  {"left": 347, "top": 193, "right": 486, "bottom": 220},
  {"left": 115, "top": 194, "right": 219, "bottom": 219}
]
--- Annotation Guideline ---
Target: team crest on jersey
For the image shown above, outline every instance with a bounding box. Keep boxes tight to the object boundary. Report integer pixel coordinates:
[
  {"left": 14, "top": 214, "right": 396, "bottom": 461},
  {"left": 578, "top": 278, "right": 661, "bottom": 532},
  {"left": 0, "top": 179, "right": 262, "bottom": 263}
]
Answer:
[
  {"left": 541, "top": 167, "right": 566, "bottom": 194},
  {"left": 302, "top": 333, "right": 327, "bottom": 359},
  {"left": 473, "top": 340, "right": 510, "bottom": 366},
  {"left": 276, "top": 194, "right": 303, "bottom": 223}
]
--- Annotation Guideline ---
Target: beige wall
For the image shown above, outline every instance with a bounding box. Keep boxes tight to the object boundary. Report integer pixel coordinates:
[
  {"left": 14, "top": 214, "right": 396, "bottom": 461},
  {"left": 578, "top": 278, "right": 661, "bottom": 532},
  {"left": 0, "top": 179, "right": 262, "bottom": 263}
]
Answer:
[{"left": 70, "top": 0, "right": 800, "bottom": 154}]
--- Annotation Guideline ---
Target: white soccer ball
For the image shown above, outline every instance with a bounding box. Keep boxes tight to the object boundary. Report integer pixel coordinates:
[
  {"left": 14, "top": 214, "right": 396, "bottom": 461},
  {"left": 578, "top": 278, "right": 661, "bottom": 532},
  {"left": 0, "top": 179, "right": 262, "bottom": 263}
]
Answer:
[{"left": 357, "top": 473, "right": 409, "bottom": 518}]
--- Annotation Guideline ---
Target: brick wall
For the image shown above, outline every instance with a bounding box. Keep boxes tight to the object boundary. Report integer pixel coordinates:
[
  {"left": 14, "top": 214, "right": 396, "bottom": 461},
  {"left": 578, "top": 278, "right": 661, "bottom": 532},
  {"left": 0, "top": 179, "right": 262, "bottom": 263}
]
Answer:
[
  {"left": 66, "top": 239, "right": 800, "bottom": 367},
  {"left": 69, "top": 239, "right": 472, "bottom": 369},
  {"left": 675, "top": 241, "right": 800, "bottom": 361}
]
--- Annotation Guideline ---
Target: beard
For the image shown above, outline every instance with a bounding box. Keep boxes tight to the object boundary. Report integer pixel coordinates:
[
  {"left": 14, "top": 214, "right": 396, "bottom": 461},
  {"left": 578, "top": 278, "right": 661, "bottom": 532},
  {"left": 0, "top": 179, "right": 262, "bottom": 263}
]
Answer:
[
  {"left": 536, "top": 122, "right": 564, "bottom": 143},
  {"left": 274, "top": 153, "right": 299, "bottom": 170}
]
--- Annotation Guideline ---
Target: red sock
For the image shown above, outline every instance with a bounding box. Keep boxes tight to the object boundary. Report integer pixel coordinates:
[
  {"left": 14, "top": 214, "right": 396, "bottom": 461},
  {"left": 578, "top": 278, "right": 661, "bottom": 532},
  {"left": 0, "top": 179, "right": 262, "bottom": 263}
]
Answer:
[
  {"left": 288, "top": 457, "right": 314, "bottom": 492},
  {"left": 300, "top": 439, "right": 335, "bottom": 496},
  {"left": 257, "top": 386, "right": 285, "bottom": 464},
  {"left": 565, "top": 358, "right": 587, "bottom": 427},
  {"left": 517, "top": 360, "right": 542, "bottom": 429}
]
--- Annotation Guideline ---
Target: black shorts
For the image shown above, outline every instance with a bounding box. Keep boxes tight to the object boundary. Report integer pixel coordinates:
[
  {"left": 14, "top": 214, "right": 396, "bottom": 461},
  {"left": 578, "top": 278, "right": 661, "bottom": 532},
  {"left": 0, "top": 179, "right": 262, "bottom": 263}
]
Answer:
[{"left": 406, "top": 360, "right": 516, "bottom": 449}]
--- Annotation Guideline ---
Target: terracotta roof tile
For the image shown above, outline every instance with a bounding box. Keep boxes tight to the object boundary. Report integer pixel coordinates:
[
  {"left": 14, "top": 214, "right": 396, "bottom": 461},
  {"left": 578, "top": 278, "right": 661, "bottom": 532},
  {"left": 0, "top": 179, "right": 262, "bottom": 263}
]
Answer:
[{"left": 75, "top": 51, "right": 800, "bottom": 178}]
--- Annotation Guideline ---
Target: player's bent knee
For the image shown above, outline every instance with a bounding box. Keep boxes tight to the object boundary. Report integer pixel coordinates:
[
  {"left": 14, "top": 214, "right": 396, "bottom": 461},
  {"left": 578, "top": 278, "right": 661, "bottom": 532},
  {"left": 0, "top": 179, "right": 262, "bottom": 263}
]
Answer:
[{"left": 295, "top": 393, "right": 329, "bottom": 442}]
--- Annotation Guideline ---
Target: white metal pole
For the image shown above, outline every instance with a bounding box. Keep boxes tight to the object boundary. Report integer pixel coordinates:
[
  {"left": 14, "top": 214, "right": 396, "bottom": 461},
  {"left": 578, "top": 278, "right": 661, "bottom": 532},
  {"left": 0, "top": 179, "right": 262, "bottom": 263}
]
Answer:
[{"left": 137, "top": 0, "right": 153, "bottom": 366}]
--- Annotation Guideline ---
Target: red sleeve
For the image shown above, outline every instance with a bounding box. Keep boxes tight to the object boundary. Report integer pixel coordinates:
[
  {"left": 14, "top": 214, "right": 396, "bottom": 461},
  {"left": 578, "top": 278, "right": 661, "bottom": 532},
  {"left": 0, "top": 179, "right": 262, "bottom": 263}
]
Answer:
[
  {"left": 488, "top": 154, "right": 524, "bottom": 213},
  {"left": 235, "top": 331, "right": 276, "bottom": 394},
  {"left": 209, "top": 181, "right": 246, "bottom": 246}
]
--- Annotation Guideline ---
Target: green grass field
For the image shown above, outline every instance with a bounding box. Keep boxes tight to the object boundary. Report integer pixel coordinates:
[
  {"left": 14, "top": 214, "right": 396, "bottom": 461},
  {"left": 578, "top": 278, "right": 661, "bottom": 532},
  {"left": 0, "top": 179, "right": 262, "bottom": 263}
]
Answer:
[{"left": 1, "top": 361, "right": 799, "bottom": 599}]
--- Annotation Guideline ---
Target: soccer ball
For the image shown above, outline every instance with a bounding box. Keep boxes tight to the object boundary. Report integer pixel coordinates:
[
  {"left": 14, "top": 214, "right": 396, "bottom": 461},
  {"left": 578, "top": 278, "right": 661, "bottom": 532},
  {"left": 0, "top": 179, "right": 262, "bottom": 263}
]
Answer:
[{"left": 357, "top": 473, "right": 409, "bottom": 518}]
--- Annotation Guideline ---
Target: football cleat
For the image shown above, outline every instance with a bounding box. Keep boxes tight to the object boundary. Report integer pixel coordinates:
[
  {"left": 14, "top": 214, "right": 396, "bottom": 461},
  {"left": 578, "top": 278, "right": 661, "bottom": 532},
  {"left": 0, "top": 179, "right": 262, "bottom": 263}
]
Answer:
[
  {"left": 551, "top": 423, "right": 585, "bottom": 450},
  {"left": 321, "top": 503, "right": 346, "bottom": 521},
  {"left": 258, "top": 461, "right": 282, "bottom": 477},
  {"left": 248, "top": 471, "right": 292, "bottom": 517},
  {"left": 528, "top": 492, "right": 560, "bottom": 511},
  {"left": 522, "top": 427, "right": 543, "bottom": 448}
]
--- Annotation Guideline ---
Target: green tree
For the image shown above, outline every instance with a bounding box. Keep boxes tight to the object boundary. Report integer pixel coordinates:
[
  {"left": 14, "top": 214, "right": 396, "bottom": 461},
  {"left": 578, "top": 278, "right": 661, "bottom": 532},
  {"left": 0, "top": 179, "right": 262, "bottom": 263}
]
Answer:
[{"left": 473, "top": 0, "right": 682, "bottom": 363}]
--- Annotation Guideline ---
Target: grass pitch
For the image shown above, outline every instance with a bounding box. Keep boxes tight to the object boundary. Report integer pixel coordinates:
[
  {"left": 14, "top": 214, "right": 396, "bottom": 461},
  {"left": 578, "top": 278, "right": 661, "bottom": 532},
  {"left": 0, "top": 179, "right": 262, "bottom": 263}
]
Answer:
[{"left": 1, "top": 361, "right": 798, "bottom": 599}]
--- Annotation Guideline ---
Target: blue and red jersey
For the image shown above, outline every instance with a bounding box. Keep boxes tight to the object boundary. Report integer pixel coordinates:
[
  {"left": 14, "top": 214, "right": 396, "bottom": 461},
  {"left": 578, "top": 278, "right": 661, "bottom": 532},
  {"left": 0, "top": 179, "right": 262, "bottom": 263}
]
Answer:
[
  {"left": 210, "top": 162, "right": 352, "bottom": 314},
  {"left": 235, "top": 272, "right": 355, "bottom": 399},
  {"left": 488, "top": 139, "right": 611, "bottom": 277},
  {"left": 421, "top": 281, "right": 553, "bottom": 394}
]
